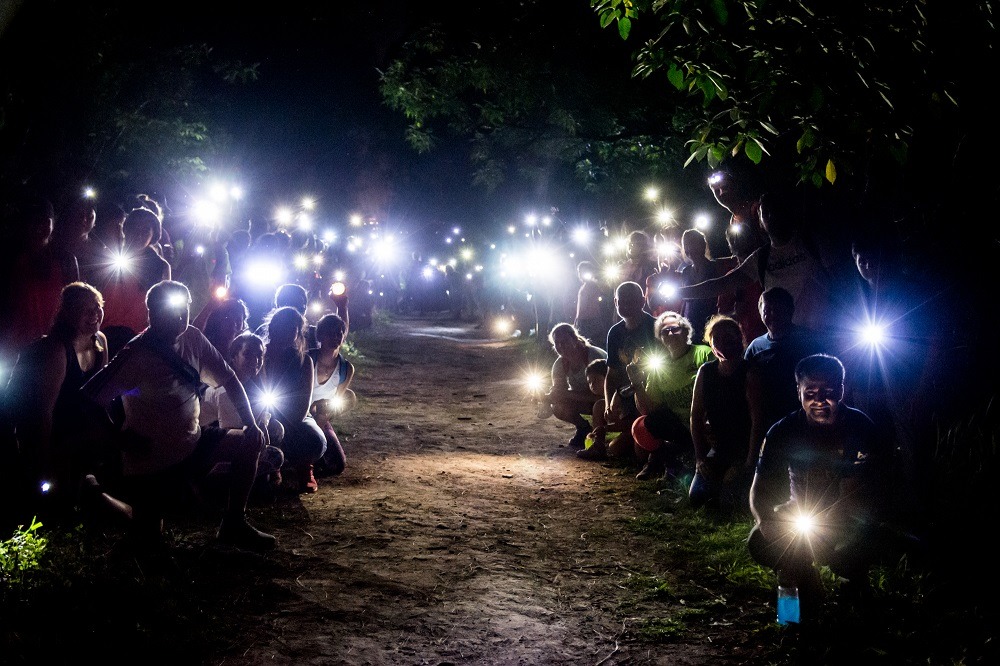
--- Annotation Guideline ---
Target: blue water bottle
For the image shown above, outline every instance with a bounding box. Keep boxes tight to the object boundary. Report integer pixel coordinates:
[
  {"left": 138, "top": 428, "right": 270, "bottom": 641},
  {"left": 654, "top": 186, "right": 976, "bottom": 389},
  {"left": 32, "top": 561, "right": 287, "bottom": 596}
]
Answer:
[{"left": 777, "top": 585, "right": 800, "bottom": 625}]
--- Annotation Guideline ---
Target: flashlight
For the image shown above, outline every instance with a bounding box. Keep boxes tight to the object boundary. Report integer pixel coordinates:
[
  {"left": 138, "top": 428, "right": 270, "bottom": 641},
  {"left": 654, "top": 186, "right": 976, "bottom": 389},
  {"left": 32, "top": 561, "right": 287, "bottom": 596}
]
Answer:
[
  {"left": 330, "top": 281, "right": 347, "bottom": 297},
  {"left": 524, "top": 371, "right": 546, "bottom": 395},
  {"left": 708, "top": 172, "right": 724, "bottom": 186},
  {"left": 657, "top": 281, "right": 678, "bottom": 298},
  {"left": 859, "top": 321, "right": 888, "bottom": 347},
  {"left": 793, "top": 512, "right": 816, "bottom": 536},
  {"left": 643, "top": 352, "right": 665, "bottom": 372},
  {"left": 40, "top": 480, "right": 52, "bottom": 494},
  {"left": 214, "top": 286, "right": 229, "bottom": 299},
  {"left": 111, "top": 251, "right": 133, "bottom": 273},
  {"left": 260, "top": 390, "right": 277, "bottom": 410}
]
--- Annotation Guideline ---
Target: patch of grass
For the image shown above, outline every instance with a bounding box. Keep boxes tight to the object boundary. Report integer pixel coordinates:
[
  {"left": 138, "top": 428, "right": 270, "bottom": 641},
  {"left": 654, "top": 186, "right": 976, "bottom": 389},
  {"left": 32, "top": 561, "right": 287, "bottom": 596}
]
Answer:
[
  {"left": 634, "top": 607, "right": 707, "bottom": 641},
  {"left": 625, "top": 573, "right": 675, "bottom": 600}
]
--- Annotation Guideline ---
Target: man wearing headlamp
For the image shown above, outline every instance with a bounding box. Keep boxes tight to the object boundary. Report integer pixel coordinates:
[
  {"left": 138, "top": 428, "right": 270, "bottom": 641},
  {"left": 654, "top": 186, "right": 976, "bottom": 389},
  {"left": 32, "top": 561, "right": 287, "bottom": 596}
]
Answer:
[{"left": 82, "top": 280, "right": 275, "bottom": 557}]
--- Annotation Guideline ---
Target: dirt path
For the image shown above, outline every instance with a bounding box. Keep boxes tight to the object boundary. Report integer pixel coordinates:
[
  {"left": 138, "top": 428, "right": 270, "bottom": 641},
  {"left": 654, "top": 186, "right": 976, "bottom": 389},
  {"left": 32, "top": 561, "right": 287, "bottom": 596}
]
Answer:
[{"left": 219, "top": 314, "right": 759, "bottom": 665}]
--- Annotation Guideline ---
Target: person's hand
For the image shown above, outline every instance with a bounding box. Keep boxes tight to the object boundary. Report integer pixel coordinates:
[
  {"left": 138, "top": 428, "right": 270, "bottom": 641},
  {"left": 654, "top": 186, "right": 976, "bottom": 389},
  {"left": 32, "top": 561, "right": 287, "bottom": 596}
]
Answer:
[
  {"left": 331, "top": 291, "right": 349, "bottom": 311},
  {"left": 243, "top": 423, "right": 266, "bottom": 451},
  {"left": 625, "top": 361, "right": 644, "bottom": 385},
  {"left": 311, "top": 399, "right": 333, "bottom": 426}
]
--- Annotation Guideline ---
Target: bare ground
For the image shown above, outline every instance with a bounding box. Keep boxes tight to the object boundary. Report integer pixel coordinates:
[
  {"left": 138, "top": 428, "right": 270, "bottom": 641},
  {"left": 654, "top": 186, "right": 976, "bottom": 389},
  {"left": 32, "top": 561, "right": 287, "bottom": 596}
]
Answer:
[
  {"left": 8, "top": 313, "right": 781, "bottom": 665},
  {"left": 211, "top": 314, "right": 769, "bottom": 665}
]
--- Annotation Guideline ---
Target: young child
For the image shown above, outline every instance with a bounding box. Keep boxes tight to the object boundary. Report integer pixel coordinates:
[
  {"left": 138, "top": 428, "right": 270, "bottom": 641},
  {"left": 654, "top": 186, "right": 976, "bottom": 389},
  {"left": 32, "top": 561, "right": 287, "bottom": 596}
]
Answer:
[{"left": 577, "top": 358, "right": 617, "bottom": 461}]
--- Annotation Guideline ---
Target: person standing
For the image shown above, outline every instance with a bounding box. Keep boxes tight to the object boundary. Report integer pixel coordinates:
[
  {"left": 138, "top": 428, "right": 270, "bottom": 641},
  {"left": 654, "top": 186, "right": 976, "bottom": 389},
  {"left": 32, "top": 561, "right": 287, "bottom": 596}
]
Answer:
[
  {"left": 677, "top": 228, "right": 725, "bottom": 342},
  {"left": 573, "top": 260, "right": 612, "bottom": 347}
]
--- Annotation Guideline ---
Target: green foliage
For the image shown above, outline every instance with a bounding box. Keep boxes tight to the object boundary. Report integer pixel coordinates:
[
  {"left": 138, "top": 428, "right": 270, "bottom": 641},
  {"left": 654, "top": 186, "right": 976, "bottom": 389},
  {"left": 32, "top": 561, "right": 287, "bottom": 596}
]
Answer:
[
  {"left": 378, "top": 2, "right": 694, "bottom": 202},
  {"left": 635, "top": 614, "right": 687, "bottom": 640},
  {"left": 0, "top": 517, "right": 47, "bottom": 587},
  {"left": 590, "top": 0, "right": 989, "bottom": 192},
  {"left": 626, "top": 573, "right": 676, "bottom": 599}
]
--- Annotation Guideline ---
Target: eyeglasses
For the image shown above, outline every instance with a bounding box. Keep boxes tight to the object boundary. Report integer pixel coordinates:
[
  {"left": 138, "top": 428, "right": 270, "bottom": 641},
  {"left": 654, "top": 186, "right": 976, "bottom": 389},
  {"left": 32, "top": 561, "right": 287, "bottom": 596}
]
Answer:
[{"left": 660, "top": 325, "right": 685, "bottom": 336}]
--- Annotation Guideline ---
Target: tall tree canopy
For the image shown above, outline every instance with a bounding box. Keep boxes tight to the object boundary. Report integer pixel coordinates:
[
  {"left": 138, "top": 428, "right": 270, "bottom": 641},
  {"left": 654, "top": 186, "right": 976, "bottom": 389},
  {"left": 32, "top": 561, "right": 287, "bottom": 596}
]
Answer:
[{"left": 379, "top": 1, "right": 717, "bottom": 220}]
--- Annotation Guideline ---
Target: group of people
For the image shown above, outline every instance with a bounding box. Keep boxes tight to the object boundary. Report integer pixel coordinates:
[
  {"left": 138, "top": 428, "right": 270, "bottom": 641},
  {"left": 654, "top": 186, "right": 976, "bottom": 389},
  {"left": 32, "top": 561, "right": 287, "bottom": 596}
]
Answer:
[
  {"left": 541, "top": 167, "right": 933, "bottom": 621},
  {"left": 0, "top": 191, "right": 358, "bottom": 558}
]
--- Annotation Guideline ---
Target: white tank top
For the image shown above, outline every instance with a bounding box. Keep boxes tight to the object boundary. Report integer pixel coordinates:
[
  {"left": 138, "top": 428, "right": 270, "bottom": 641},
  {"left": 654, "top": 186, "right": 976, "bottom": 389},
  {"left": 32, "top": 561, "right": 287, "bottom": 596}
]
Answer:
[{"left": 312, "top": 354, "right": 346, "bottom": 401}]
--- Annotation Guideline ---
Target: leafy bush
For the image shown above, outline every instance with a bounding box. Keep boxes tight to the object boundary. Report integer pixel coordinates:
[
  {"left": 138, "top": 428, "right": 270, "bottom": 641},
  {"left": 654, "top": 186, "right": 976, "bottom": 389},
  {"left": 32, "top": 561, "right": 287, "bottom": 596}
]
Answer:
[{"left": 0, "top": 516, "right": 47, "bottom": 587}]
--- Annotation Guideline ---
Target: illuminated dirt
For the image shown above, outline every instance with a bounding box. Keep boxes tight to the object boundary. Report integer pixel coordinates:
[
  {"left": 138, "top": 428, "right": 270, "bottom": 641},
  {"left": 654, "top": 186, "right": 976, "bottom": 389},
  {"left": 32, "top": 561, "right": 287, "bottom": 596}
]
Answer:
[{"left": 213, "top": 315, "right": 764, "bottom": 665}]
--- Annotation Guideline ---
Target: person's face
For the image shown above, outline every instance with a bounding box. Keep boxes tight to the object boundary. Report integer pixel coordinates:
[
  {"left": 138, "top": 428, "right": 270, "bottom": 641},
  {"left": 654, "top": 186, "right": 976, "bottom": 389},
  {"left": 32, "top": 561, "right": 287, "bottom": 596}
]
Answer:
[
  {"left": 552, "top": 331, "right": 580, "bottom": 358},
  {"left": 150, "top": 295, "right": 190, "bottom": 340},
  {"left": 74, "top": 295, "right": 104, "bottom": 337},
  {"left": 798, "top": 376, "right": 843, "bottom": 426},
  {"left": 29, "top": 216, "right": 53, "bottom": 249},
  {"left": 709, "top": 325, "right": 743, "bottom": 362},
  {"left": 233, "top": 343, "right": 264, "bottom": 379},
  {"left": 658, "top": 317, "right": 689, "bottom": 351},
  {"left": 586, "top": 372, "right": 604, "bottom": 396},
  {"left": 77, "top": 208, "right": 96, "bottom": 235},
  {"left": 627, "top": 237, "right": 650, "bottom": 260},
  {"left": 854, "top": 250, "right": 878, "bottom": 286},
  {"left": 615, "top": 288, "right": 645, "bottom": 319},
  {"left": 318, "top": 326, "right": 346, "bottom": 350},
  {"left": 681, "top": 235, "right": 703, "bottom": 262},
  {"left": 760, "top": 298, "right": 793, "bottom": 333}
]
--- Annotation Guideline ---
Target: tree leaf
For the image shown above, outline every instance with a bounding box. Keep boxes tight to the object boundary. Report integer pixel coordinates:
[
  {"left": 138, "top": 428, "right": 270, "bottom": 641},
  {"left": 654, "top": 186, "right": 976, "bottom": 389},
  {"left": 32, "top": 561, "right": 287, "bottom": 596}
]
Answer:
[
  {"left": 825, "top": 158, "right": 837, "bottom": 184},
  {"left": 710, "top": 0, "right": 729, "bottom": 25},
  {"left": 745, "top": 141, "right": 763, "bottom": 164},
  {"left": 618, "top": 17, "right": 631, "bottom": 40},
  {"left": 667, "top": 63, "right": 685, "bottom": 90}
]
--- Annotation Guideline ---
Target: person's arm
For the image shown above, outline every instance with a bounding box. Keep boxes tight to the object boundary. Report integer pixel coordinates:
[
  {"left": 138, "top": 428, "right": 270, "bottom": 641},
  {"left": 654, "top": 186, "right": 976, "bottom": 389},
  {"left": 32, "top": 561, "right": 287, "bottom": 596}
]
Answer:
[
  {"left": 220, "top": 372, "right": 266, "bottom": 449},
  {"left": 80, "top": 346, "right": 132, "bottom": 409},
  {"left": 286, "top": 355, "right": 317, "bottom": 422},
  {"left": 14, "top": 342, "right": 65, "bottom": 479},
  {"left": 332, "top": 291, "right": 349, "bottom": 335},
  {"left": 690, "top": 365, "right": 710, "bottom": 466},
  {"left": 628, "top": 362, "right": 654, "bottom": 415},
  {"left": 748, "top": 437, "right": 792, "bottom": 539},
  {"left": 192, "top": 297, "right": 221, "bottom": 332},
  {"left": 550, "top": 358, "right": 569, "bottom": 399},
  {"left": 676, "top": 253, "right": 755, "bottom": 301},
  {"left": 336, "top": 358, "right": 355, "bottom": 395},
  {"left": 745, "top": 366, "right": 767, "bottom": 468}
]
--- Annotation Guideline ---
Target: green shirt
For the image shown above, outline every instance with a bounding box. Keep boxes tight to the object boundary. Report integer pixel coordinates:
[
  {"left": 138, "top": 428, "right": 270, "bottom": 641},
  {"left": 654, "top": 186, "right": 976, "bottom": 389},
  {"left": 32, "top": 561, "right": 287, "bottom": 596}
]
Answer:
[{"left": 644, "top": 344, "right": 716, "bottom": 423}]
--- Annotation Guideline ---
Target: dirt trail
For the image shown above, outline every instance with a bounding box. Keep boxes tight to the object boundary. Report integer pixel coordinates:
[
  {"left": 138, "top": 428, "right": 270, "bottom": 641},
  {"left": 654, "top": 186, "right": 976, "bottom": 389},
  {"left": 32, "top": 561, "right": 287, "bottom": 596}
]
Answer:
[{"left": 223, "top": 315, "right": 759, "bottom": 665}]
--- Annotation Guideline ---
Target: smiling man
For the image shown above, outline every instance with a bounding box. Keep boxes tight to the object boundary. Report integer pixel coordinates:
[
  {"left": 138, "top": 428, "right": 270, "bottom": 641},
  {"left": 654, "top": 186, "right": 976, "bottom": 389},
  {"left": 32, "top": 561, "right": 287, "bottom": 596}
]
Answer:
[{"left": 747, "top": 353, "right": 894, "bottom": 621}]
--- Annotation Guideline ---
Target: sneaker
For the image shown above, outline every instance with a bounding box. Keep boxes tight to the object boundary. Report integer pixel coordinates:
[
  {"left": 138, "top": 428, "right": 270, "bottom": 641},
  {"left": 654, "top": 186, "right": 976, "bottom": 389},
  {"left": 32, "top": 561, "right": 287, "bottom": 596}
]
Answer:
[
  {"left": 567, "top": 430, "right": 588, "bottom": 449},
  {"left": 299, "top": 464, "right": 319, "bottom": 494},
  {"left": 217, "top": 517, "right": 277, "bottom": 552},
  {"left": 577, "top": 444, "right": 607, "bottom": 461},
  {"left": 635, "top": 460, "right": 663, "bottom": 480}
]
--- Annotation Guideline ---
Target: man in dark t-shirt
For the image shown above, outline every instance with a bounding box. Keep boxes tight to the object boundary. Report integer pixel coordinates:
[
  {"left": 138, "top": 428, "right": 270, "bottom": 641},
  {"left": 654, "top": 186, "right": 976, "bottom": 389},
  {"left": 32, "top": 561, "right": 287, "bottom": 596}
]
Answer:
[
  {"left": 748, "top": 353, "right": 895, "bottom": 620},
  {"left": 603, "top": 281, "right": 658, "bottom": 459}
]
